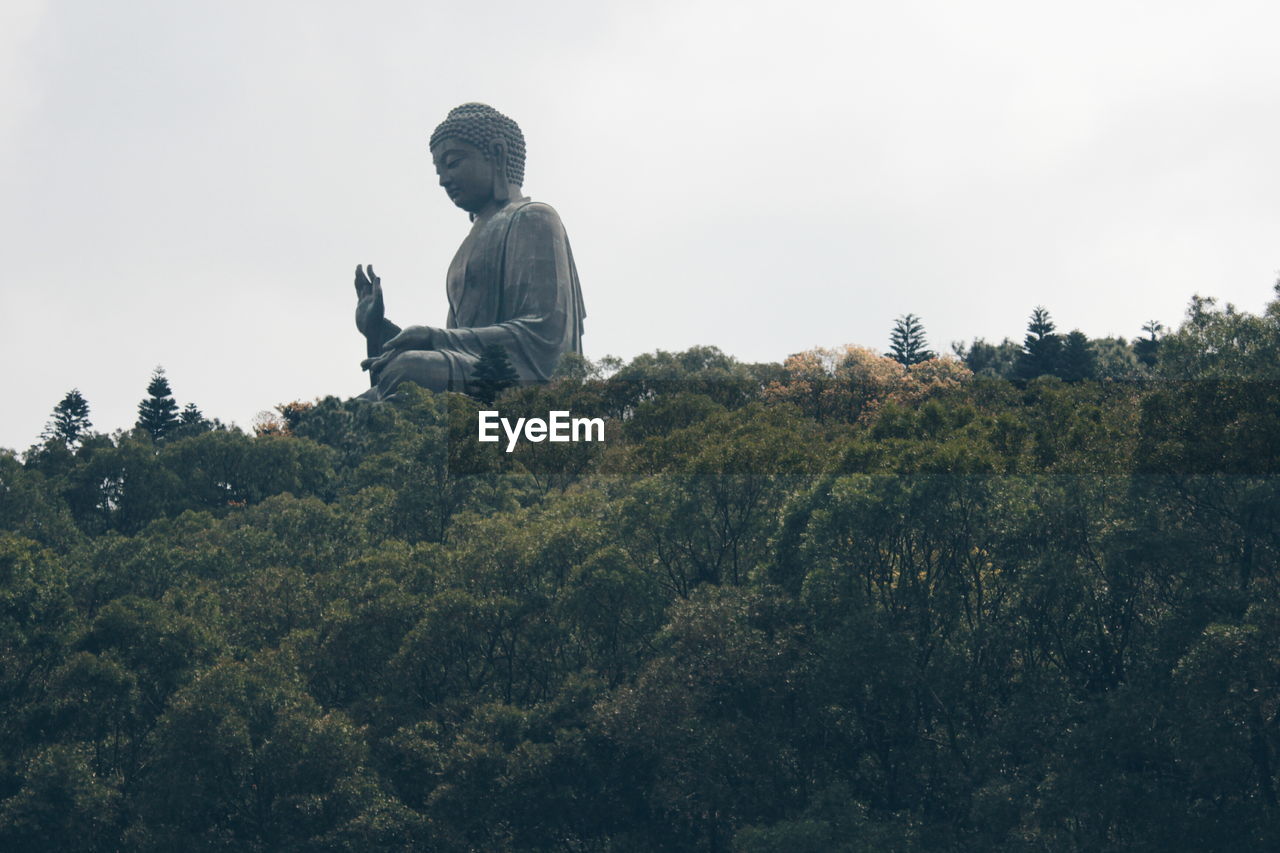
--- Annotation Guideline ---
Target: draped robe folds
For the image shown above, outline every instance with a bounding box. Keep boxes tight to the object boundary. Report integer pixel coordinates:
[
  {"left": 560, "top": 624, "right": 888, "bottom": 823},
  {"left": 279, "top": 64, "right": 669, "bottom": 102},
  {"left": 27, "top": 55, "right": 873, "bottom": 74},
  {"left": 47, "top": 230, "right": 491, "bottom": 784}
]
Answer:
[{"left": 366, "top": 198, "right": 585, "bottom": 397}]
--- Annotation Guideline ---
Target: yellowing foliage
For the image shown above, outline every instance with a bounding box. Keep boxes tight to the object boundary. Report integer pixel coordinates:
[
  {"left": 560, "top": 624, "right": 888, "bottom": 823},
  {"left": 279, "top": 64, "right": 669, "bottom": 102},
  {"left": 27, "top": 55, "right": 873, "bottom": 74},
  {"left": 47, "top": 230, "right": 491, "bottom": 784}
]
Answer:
[{"left": 763, "top": 345, "right": 972, "bottom": 423}]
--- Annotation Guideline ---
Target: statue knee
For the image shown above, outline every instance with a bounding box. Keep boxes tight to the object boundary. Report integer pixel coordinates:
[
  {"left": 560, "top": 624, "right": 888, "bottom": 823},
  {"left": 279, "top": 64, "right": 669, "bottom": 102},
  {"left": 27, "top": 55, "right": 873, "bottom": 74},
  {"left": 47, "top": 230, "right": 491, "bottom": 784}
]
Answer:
[{"left": 376, "top": 350, "right": 453, "bottom": 395}]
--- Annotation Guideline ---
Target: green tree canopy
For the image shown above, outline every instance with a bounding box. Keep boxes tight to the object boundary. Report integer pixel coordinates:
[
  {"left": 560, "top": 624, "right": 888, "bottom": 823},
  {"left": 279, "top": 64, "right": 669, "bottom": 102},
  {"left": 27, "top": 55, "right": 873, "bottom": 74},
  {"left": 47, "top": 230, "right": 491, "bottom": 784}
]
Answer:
[
  {"left": 1058, "top": 329, "right": 1098, "bottom": 381},
  {"left": 3, "top": 287, "right": 1280, "bottom": 851}
]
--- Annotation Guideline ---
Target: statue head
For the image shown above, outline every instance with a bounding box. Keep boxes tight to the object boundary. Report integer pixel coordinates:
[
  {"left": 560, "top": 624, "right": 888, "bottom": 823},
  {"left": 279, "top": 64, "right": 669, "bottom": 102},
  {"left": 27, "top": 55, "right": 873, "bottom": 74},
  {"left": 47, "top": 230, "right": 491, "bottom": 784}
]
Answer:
[{"left": 430, "top": 103, "right": 526, "bottom": 214}]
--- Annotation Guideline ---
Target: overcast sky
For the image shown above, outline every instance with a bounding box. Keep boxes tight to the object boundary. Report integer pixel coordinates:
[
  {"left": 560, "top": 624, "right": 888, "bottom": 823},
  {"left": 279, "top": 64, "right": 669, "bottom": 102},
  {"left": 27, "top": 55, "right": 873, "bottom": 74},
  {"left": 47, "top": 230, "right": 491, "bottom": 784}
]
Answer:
[{"left": 2, "top": 0, "right": 1277, "bottom": 450}]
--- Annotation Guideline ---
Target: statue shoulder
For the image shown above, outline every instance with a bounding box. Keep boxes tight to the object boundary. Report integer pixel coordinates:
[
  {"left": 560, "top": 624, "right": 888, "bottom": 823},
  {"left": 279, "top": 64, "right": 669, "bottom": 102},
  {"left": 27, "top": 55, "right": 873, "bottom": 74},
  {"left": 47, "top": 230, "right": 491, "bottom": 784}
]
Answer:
[
  {"left": 509, "top": 198, "right": 561, "bottom": 220},
  {"left": 506, "top": 199, "right": 569, "bottom": 237}
]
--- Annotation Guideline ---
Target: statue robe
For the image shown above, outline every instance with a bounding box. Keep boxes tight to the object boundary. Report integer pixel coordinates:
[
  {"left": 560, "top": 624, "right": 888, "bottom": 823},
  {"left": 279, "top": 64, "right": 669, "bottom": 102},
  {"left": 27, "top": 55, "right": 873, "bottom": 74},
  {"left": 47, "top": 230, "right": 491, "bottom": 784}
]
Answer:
[{"left": 367, "top": 198, "right": 585, "bottom": 397}]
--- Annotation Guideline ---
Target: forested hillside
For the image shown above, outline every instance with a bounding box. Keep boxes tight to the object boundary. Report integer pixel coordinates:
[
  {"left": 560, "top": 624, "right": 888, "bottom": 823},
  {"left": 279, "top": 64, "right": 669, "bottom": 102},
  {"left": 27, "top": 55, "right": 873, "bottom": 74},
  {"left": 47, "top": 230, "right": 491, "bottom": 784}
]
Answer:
[{"left": 2, "top": 292, "right": 1279, "bottom": 851}]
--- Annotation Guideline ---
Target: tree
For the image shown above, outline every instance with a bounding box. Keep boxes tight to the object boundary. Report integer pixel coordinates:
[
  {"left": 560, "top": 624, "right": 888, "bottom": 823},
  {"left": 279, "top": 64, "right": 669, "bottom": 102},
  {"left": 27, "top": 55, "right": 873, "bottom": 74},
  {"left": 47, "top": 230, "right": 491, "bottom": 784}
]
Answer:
[
  {"left": 1058, "top": 330, "right": 1097, "bottom": 381},
  {"left": 886, "top": 313, "right": 935, "bottom": 366},
  {"left": 1090, "top": 336, "right": 1145, "bottom": 380},
  {"left": 470, "top": 343, "right": 520, "bottom": 404},
  {"left": 169, "top": 403, "right": 214, "bottom": 440},
  {"left": 1015, "top": 306, "right": 1063, "bottom": 380},
  {"left": 136, "top": 368, "right": 179, "bottom": 441},
  {"left": 764, "top": 346, "right": 907, "bottom": 423},
  {"left": 1134, "top": 319, "right": 1163, "bottom": 368},
  {"left": 953, "top": 337, "right": 1021, "bottom": 379},
  {"left": 1155, "top": 291, "right": 1280, "bottom": 379},
  {"left": 178, "top": 403, "right": 206, "bottom": 429},
  {"left": 42, "top": 389, "right": 92, "bottom": 449}
]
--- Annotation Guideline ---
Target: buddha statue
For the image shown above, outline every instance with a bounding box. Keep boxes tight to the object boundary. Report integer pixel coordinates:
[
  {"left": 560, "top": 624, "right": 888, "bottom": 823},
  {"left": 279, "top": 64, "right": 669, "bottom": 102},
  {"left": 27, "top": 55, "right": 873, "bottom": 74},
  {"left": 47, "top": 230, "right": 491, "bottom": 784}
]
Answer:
[{"left": 353, "top": 103, "right": 586, "bottom": 398}]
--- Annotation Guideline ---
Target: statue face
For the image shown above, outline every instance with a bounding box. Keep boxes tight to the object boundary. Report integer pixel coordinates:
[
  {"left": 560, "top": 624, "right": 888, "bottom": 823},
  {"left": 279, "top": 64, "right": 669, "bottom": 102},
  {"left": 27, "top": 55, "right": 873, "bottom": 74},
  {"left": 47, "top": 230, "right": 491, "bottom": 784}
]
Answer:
[{"left": 431, "top": 138, "right": 496, "bottom": 213}]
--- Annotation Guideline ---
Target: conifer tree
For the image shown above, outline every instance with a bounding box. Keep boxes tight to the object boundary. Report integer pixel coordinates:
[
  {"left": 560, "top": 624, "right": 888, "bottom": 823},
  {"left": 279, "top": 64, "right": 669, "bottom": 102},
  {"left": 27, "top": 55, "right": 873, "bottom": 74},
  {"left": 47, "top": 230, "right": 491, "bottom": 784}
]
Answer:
[
  {"left": 1015, "top": 307, "right": 1063, "bottom": 380},
  {"left": 178, "top": 403, "right": 207, "bottom": 429},
  {"left": 470, "top": 344, "right": 521, "bottom": 404},
  {"left": 170, "top": 402, "right": 214, "bottom": 439},
  {"left": 886, "top": 313, "right": 935, "bottom": 366},
  {"left": 43, "top": 388, "right": 92, "bottom": 448},
  {"left": 137, "top": 367, "right": 180, "bottom": 441},
  {"left": 1057, "top": 330, "right": 1097, "bottom": 381}
]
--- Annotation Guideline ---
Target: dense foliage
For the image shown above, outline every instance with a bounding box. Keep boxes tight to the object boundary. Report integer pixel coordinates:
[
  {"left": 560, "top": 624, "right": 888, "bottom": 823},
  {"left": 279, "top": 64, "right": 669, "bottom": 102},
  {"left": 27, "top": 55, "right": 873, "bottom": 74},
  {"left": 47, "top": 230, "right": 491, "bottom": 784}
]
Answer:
[{"left": 2, "top": 291, "right": 1278, "bottom": 851}]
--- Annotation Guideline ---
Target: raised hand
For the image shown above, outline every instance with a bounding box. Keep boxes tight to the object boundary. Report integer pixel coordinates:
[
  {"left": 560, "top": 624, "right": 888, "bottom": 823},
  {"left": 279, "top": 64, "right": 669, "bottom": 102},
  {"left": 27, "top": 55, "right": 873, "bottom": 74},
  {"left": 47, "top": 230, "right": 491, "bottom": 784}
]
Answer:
[{"left": 354, "top": 264, "right": 385, "bottom": 337}]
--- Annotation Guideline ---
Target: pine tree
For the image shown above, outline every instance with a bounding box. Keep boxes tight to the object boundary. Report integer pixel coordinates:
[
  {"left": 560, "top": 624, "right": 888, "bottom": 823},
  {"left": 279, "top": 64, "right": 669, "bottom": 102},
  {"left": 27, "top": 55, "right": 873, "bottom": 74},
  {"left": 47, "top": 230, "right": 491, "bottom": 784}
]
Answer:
[
  {"left": 1015, "top": 307, "right": 1063, "bottom": 380},
  {"left": 886, "top": 314, "right": 935, "bottom": 366},
  {"left": 169, "top": 402, "right": 213, "bottom": 439},
  {"left": 43, "top": 389, "right": 92, "bottom": 448},
  {"left": 470, "top": 344, "right": 521, "bottom": 404},
  {"left": 179, "top": 403, "right": 207, "bottom": 428},
  {"left": 1057, "top": 330, "right": 1097, "bottom": 381},
  {"left": 137, "top": 367, "right": 180, "bottom": 441}
]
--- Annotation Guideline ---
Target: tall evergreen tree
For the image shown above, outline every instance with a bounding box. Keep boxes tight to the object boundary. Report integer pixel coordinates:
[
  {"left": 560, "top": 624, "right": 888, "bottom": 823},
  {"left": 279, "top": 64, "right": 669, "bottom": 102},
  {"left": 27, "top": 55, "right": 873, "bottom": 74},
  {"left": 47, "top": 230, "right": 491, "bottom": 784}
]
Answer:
[
  {"left": 886, "top": 313, "right": 935, "bottom": 366},
  {"left": 470, "top": 344, "right": 521, "bottom": 404},
  {"left": 42, "top": 389, "right": 92, "bottom": 448},
  {"left": 1015, "top": 306, "right": 1063, "bottom": 380},
  {"left": 178, "top": 403, "right": 207, "bottom": 429},
  {"left": 137, "top": 367, "right": 180, "bottom": 441},
  {"left": 1057, "top": 330, "right": 1097, "bottom": 381},
  {"left": 170, "top": 402, "right": 214, "bottom": 439}
]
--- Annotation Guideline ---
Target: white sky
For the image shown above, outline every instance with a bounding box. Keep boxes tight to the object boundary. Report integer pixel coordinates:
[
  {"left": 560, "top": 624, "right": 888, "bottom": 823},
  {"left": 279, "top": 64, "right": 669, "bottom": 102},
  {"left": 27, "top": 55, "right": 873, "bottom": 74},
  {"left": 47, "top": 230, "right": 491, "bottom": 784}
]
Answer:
[{"left": 2, "top": 0, "right": 1278, "bottom": 450}]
